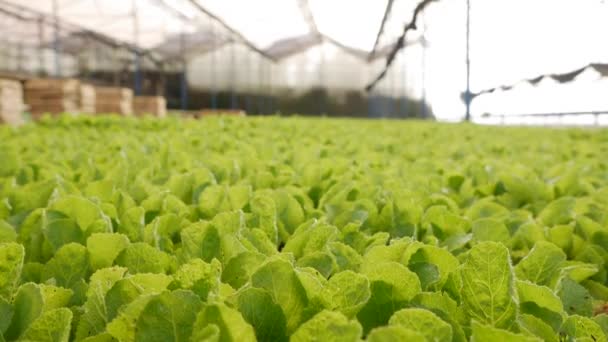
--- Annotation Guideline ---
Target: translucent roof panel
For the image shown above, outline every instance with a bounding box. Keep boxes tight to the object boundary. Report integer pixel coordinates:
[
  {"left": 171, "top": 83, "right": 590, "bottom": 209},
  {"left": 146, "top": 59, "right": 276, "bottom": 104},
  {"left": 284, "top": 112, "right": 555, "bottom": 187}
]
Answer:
[
  {"left": 194, "top": 0, "right": 311, "bottom": 49},
  {"left": 308, "top": 0, "right": 389, "bottom": 52},
  {"left": 2, "top": 0, "right": 198, "bottom": 48}
]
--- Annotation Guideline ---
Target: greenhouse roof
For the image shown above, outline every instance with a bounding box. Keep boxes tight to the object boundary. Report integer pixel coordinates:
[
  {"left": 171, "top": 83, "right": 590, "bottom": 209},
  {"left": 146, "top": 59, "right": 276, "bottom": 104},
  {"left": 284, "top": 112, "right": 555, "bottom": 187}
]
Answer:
[{"left": 0, "top": 0, "right": 424, "bottom": 63}]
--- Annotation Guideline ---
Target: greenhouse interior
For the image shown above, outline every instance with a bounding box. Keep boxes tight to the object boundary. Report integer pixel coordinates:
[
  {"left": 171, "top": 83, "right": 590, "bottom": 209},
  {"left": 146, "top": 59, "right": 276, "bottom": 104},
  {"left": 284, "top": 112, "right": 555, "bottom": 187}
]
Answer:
[{"left": 1, "top": 1, "right": 608, "bottom": 342}]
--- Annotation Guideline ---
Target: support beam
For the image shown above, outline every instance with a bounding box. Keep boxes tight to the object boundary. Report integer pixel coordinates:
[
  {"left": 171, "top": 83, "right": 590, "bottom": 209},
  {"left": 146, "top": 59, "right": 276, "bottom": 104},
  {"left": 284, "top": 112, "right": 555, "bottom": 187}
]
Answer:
[
  {"left": 465, "top": 0, "right": 471, "bottom": 121},
  {"left": 52, "top": 0, "right": 61, "bottom": 76},
  {"left": 365, "top": 0, "right": 438, "bottom": 92},
  {"left": 179, "top": 32, "right": 188, "bottom": 110},
  {"left": 37, "top": 16, "right": 45, "bottom": 75},
  {"left": 297, "top": 0, "right": 320, "bottom": 36},
  {"left": 369, "top": 0, "right": 395, "bottom": 59},
  {"left": 186, "top": 0, "right": 275, "bottom": 61},
  {"left": 132, "top": 0, "right": 142, "bottom": 95}
]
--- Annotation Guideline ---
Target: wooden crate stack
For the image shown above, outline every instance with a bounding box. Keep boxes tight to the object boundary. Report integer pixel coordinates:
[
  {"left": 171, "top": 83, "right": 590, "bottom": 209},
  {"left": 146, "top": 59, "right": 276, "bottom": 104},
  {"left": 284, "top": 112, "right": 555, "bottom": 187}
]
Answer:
[
  {"left": 24, "top": 78, "right": 81, "bottom": 118},
  {"left": 199, "top": 109, "right": 246, "bottom": 117},
  {"left": 133, "top": 96, "right": 166, "bottom": 118},
  {"left": 80, "top": 84, "right": 96, "bottom": 115},
  {"left": 0, "top": 79, "right": 24, "bottom": 125},
  {"left": 95, "top": 86, "right": 133, "bottom": 115}
]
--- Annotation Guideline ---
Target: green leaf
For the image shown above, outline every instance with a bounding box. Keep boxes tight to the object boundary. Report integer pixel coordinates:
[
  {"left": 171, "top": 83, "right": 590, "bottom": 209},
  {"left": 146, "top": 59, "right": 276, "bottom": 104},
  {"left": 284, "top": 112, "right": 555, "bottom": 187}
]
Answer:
[
  {"left": 0, "top": 297, "right": 13, "bottom": 334},
  {"left": 366, "top": 326, "right": 426, "bottom": 342},
  {"left": 221, "top": 252, "right": 265, "bottom": 290},
  {"left": 561, "top": 315, "right": 607, "bottom": 341},
  {"left": 422, "top": 205, "right": 471, "bottom": 240},
  {"left": 249, "top": 193, "right": 278, "bottom": 245},
  {"left": 50, "top": 195, "right": 111, "bottom": 233},
  {"left": 86, "top": 233, "right": 130, "bottom": 271},
  {"left": 406, "top": 245, "right": 459, "bottom": 290},
  {"left": 180, "top": 222, "right": 221, "bottom": 263},
  {"left": 114, "top": 242, "right": 173, "bottom": 274},
  {"left": 18, "top": 308, "right": 72, "bottom": 342},
  {"left": 106, "top": 295, "right": 155, "bottom": 342},
  {"left": 515, "top": 241, "right": 566, "bottom": 286},
  {"left": 42, "top": 243, "right": 88, "bottom": 289},
  {"left": 105, "top": 273, "right": 173, "bottom": 322},
  {"left": 0, "top": 242, "right": 24, "bottom": 300},
  {"left": 357, "top": 261, "right": 421, "bottom": 334},
  {"left": 389, "top": 308, "right": 452, "bottom": 342},
  {"left": 190, "top": 324, "right": 220, "bottom": 342},
  {"left": 516, "top": 280, "right": 564, "bottom": 329},
  {"left": 537, "top": 197, "right": 576, "bottom": 226},
  {"left": 135, "top": 290, "right": 202, "bottom": 342},
  {"left": 192, "top": 302, "right": 256, "bottom": 342},
  {"left": 410, "top": 292, "right": 467, "bottom": 342},
  {"left": 517, "top": 314, "right": 559, "bottom": 342},
  {"left": 0, "top": 220, "right": 17, "bottom": 243},
  {"left": 76, "top": 267, "right": 127, "bottom": 341},
  {"left": 290, "top": 310, "right": 361, "bottom": 342},
  {"left": 594, "top": 314, "right": 608, "bottom": 339},
  {"left": 250, "top": 258, "right": 309, "bottom": 334},
  {"left": 460, "top": 241, "right": 517, "bottom": 329},
  {"left": 471, "top": 321, "right": 541, "bottom": 342},
  {"left": 171, "top": 258, "right": 222, "bottom": 301},
  {"left": 42, "top": 211, "right": 84, "bottom": 252},
  {"left": 557, "top": 277, "right": 593, "bottom": 316},
  {"left": 235, "top": 287, "right": 287, "bottom": 342},
  {"left": 321, "top": 270, "right": 370, "bottom": 318},
  {"left": 198, "top": 185, "right": 251, "bottom": 219},
  {"left": 472, "top": 218, "right": 510, "bottom": 243},
  {"left": 0, "top": 146, "right": 19, "bottom": 177},
  {"left": 5, "top": 282, "right": 73, "bottom": 340}
]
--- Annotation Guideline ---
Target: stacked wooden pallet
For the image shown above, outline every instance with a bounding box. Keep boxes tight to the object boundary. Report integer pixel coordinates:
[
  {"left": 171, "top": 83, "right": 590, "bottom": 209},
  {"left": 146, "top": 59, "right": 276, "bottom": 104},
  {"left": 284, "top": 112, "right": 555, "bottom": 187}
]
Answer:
[
  {"left": 198, "top": 109, "right": 246, "bottom": 117},
  {"left": 133, "top": 96, "right": 166, "bottom": 118},
  {"left": 24, "top": 78, "right": 81, "bottom": 118},
  {"left": 80, "top": 84, "right": 96, "bottom": 115},
  {"left": 95, "top": 87, "right": 133, "bottom": 115},
  {"left": 0, "top": 79, "right": 24, "bottom": 125}
]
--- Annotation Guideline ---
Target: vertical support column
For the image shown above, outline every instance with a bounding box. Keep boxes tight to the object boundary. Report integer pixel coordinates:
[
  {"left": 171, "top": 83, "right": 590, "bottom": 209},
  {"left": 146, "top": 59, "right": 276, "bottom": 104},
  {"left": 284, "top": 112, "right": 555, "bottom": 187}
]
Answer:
[
  {"left": 421, "top": 13, "right": 428, "bottom": 119},
  {"left": 258, "top": 54, "right": 264, "bottom": 114},
  {"left": 16, "top": 41, "right": 23, "bottom": 73},
  {"left": 180, "top": 32, "right": 188, "bottom": 110},
  {"left": 113, "top": 47, "right": 120, "bottom": 86},
  {"left": 210, "top": 21, "right": 217, "bottom": 110},
  {"left": 401, "top": 50, "right": 408, "bottom": 117},
  {"left": 465, "top": 0, "right": 471, "bottom": 121},
  {"left": 268, "top": 59, "right": 273, "bottom": 114},
  {"left": 132, "top": 0, "right": 142, "bottom": 95},
  {"left": 158, "top": 62, "right": 166, "bottom": 97},
  {"left": 52, "top": 0, "right": 61, "bottom": 77},
  {"left": 37, "top": 16, "right": 45, "bottom": 76},
  {"left": 246, "top": 50, "right": 252, "bottom": 114},
  {"left": 230, "top": 40, "right": 237, "bottom": 110},
  {"left": 319, "top": 38, "right": 325, "bottom": 115}
]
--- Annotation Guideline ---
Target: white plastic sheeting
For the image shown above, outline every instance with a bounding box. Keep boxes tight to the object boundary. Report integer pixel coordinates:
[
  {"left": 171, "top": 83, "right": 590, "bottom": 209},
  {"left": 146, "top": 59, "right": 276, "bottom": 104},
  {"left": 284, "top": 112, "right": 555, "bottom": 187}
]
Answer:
[{"left": 2, "top": 0, "right": 608, "bottom": 121}]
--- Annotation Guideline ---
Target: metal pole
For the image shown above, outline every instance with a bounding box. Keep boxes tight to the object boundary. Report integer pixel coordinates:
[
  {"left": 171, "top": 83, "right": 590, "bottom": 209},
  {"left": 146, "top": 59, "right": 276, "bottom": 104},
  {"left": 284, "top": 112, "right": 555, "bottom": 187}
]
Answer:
[
  {"left": 230, "top": 40, "right": 237, "bottom": 110},
  {"left": 113, "top": 47, "right": 120, "bottom": 86},
  {"left": 401, "top": 49, "right": 408, "bottom": 117},
  {"left": 421, "top": 13, "right": 427, "bottom": 119},
  {"left": 465, "top": 0, "right": 471, "bottom": 121},
  {"left": 52, "top": 0, "right": 61, "bottom": 77},
  {"left": 258, "top": 53, "right": 264, "bottom": 114},
  {"left": 211, "top": 21, "right": 217, "bottom": 110},
  {"left": 246, "top": 50, "right": 252, "bottom": 114},
  {"left": 133, "top": 0, "right": 142, "bottom": 95},
  {"left": 180, "top": 32, "right": 188, "bottom": 110},
  {"left": 37, "top": 16, "right": 45, "bottom": 75},
  {"left": 268, "top": 60, "right": 273, "bottom": 114},
  {"left": 319, "top": 38, "right": 325, "bottom": 115}
]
